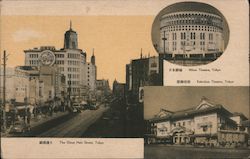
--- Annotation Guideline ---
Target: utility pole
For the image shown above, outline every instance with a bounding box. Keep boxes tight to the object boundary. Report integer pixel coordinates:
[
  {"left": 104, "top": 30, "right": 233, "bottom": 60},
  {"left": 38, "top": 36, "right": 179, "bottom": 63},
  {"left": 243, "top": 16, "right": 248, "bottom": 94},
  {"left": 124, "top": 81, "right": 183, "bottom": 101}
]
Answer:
[
  {"left": 2, "top": 50, "right": 8, "bottom": 132},
  {"left": 162, "top": 30, "right": 167, "bottom": 54},
  {"left": 25, "top": 85, "right": 28, "bottom": 124},
  {"left": 68, "top": 76, "right": 71, "bottom": 107}
]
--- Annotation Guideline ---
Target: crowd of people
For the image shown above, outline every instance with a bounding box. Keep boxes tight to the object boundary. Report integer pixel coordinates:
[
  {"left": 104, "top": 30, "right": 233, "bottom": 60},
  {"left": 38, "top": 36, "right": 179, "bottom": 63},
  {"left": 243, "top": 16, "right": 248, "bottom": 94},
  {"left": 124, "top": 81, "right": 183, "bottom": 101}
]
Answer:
[{"left": 1, "top": 100, "right": 69, "bottom": 132}]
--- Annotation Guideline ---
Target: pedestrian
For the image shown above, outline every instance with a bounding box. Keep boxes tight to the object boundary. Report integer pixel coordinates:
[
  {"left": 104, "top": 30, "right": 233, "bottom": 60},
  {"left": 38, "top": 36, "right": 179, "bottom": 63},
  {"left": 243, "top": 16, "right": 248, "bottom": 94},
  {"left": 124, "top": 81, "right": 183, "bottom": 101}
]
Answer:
[
  {"left": 33, "top": 103, "right": 38, "bottom": 118},
  {"left": 27, "top": 108, "right": 31, "bottom": 125}
]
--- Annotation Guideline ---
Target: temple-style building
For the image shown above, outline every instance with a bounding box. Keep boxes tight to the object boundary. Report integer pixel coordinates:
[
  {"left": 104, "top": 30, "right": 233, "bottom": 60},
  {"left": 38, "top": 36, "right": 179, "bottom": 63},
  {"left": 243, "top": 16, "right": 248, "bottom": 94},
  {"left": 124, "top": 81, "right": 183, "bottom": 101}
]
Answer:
[{"left": 145, "top": 98, "right": 249, "bottom": 147}]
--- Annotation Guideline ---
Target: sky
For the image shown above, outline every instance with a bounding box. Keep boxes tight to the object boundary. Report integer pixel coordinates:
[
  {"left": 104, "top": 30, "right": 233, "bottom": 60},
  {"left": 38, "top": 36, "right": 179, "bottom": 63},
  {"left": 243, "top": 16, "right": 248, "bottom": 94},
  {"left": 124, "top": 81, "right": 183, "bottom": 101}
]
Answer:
[
  {"left": 144, "top": 86, "right": 250, "bottom": 120},
  {"left": 0, "top": 15, "right": 156, "bottom": 83},
  {"left": 0, "top": 0, "right": 238, "bottom": 83}
]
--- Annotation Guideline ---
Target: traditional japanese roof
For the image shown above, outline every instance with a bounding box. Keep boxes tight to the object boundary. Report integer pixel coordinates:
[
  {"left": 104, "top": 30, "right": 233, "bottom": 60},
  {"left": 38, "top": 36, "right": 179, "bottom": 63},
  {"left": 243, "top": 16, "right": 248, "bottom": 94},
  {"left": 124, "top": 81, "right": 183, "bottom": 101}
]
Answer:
[
  {"left": 154, "top": 108, "right": 174, "bottom": 118},
  {"left": 148, "top": 97, "right": 232, "bottom": 122},
  {"left": 232, "top": 112, "right": 248, "bottom": 120}
]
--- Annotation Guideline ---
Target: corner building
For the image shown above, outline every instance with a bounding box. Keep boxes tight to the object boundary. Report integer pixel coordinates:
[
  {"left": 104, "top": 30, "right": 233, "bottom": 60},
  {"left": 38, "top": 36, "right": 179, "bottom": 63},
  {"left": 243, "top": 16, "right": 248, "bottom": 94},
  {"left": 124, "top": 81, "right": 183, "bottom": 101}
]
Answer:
[
  {"left": 24, "top": 23, "right": 96, "bottom": 98},
  {"left": 160, "top": 11, "right": 224, "bottom": 59}
]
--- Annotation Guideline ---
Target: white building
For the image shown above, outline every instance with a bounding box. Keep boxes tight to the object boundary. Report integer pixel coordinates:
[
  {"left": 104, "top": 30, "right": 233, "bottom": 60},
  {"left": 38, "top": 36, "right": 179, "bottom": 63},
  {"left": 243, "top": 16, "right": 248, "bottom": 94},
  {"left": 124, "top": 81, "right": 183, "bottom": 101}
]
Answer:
[
  {"left": 146, "top": 98, "right": 249, "bottom": 147},
  {"left": 14, "top": 66, "right": 66, "bottom": 105},
  {"left": 24, "top": 23, "right": 96, "bottom": 98},
  {"left": 0, "top": 67, "right": 16, "bottom": 101},
  {"left": 96, "top": 79, "right": 111, "bottom": 101},
  {"left": 14, "top": 66, "right": 39, "bottom": 104},
  {"left": 159, "top": 11, "right": 224, "bottom": 59}
]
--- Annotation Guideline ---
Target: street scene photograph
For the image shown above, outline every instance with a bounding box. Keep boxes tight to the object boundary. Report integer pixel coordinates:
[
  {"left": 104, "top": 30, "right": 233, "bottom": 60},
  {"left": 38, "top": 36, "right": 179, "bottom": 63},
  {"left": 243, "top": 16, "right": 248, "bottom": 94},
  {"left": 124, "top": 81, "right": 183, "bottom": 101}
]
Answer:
[
  {"left": 0, "top": 13, "right": 162, "bottom": 138},
  {"left": 0, "top": 0, "right": 249, "bottom": 159},
  {"left": 143, "top": 86, "right": 250, "bottom": 159}
]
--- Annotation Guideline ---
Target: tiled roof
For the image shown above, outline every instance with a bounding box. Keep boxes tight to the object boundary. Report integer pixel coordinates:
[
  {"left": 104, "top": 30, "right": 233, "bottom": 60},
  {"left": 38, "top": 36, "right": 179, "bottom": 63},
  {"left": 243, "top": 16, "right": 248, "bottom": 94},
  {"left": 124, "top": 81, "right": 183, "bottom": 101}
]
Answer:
[{"left": 149, "top": 98, "right": 232, "bottom": 122}]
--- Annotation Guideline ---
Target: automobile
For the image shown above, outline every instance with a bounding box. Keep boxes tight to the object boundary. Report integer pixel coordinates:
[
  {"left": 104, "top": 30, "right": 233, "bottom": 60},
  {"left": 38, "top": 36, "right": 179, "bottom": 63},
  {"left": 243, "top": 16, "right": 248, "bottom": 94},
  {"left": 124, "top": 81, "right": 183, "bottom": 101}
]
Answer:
[
  {"left": 73, "top": 103, "right": 86, "bottom": 111},
  {"left": 72, "top": 105, "right": 81, "bottom": 113},
  {"left": 89, "top": 104, "right": 99, "bottom": 110},
  {"left": 72, "top": 107, "right": 78, "bottom": 113},
  {"left": 9, "top": 121, "right": 31, "bottom": 134}
]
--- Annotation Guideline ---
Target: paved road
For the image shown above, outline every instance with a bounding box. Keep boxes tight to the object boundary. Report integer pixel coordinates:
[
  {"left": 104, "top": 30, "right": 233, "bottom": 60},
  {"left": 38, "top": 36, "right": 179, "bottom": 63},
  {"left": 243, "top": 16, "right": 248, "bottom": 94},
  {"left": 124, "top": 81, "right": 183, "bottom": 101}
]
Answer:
[
  {"left": 145, "top": 145, "right": 250, "bottom": 159},
  {"left": 37, "top": 105, "right": 108, "bottom": 137},
  {"left": 82, "top": 98, "right": 127, "bottom": 137}
]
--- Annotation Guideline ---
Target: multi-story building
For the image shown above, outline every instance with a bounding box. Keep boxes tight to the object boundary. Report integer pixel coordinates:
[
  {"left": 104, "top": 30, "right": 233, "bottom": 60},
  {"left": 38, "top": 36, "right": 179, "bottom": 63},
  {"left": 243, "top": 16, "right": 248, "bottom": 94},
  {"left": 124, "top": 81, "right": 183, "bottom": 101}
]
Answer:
[
  {"left": 124, "top": 54, "right": 164, "bottom": 137},
  {"left": 14, "top": 66, "right": 39, "bottom": 104},
  {"left": 0, "top": 68, "right": 15, "bottom": 101},
  {"left": 145, "top": 98, "right": 249, "bottom": 147},
  {"left": 156, "top": 4, "right": 226, "bottom": 65},
  {"left": 14, "top": 66, "right": 66, "bottom": 105},
  {"left": 125, "top": 54, "right": 163, "bottom": 104},
  {"left": 112, "top": 80, "right": 125, "bottom": 98},
  {"left": 96, "top": 79, "right": 111, "bottom": 101},
  {"left": 24, "top": 23, "right": 96, "bottom": 98}
]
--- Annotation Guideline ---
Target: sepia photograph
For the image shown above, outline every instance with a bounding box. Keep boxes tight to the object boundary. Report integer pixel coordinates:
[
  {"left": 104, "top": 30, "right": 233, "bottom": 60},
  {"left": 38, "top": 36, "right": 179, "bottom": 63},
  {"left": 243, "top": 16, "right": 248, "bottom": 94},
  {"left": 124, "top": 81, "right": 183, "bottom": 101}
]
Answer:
[
  {"left": 0, "top": 0, "right": 249, "bottom": 158},
  {"left": 144, "top": 86, "right": 250, "bottom": 159},
  {"left": 151, "top": 2, "right": 230, "bottom": 66}
]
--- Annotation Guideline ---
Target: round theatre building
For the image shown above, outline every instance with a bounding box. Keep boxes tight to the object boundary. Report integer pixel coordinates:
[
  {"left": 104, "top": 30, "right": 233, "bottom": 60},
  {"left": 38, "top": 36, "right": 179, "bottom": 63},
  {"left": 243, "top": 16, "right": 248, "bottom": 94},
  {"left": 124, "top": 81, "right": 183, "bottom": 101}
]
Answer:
[{"left": 160, "top": 11, "right": 224, "bottom": 60}]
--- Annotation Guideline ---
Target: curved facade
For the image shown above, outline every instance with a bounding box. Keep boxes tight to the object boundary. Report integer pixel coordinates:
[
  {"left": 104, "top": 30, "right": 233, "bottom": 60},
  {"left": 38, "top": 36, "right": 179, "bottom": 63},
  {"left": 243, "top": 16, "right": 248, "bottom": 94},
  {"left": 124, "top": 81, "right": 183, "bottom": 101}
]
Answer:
[
  {"left": 160, "top": 11, "right": 224, "bottom": 59},
  {"left": 24, "top": 24, "right": 97, "bottom": 97}
]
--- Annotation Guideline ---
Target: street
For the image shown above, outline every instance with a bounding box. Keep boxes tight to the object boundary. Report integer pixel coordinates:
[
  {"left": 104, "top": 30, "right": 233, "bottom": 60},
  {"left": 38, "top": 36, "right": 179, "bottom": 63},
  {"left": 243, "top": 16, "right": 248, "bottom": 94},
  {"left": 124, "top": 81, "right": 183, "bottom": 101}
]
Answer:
[
  {"left": 9, "top": 104, "right": 109, "bottom": 137},
  {"left": 82, "top": 97, "right": 127, "bottom": 137},
  {"left": 145, "top": 145, "right": 250, "bottom": 159},
  {"left": 7, "top": 97, "right": 137, "bottom": 138},
  {"left": 38, "top": 105, "right": 108, "bottom": 137}
]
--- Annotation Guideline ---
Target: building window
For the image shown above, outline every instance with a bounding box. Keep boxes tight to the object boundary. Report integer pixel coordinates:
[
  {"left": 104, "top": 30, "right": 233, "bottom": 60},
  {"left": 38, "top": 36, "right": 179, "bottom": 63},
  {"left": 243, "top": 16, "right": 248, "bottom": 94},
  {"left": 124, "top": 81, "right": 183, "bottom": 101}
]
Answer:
[
  {"left": 55, "top": 54, "right": 64, "bottom": 58},
  {"left": 202, "top": 126, "right": 208, "bottom": 132},
  {"left": 29, "top": 54, "right": 38, "bottom": 58},
  {"left": 181, "top": 32, "right": 186, "bottom": 40},
  {"left": 200, "top": 33, "right": 205, "bottom": 40},
  {"left": 209, "top": 33, "right": 213, "bottom": 40},
  {"left": 190, "top": 32, "right": 196, "bottom": 40}
]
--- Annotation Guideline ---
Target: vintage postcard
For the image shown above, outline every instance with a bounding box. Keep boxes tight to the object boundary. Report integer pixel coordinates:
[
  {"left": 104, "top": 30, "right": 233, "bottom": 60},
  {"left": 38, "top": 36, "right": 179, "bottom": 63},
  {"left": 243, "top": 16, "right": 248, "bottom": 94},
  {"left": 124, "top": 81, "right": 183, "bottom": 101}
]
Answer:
[{"left": 0, "top": 0, "right": 249, "bottom": 159}]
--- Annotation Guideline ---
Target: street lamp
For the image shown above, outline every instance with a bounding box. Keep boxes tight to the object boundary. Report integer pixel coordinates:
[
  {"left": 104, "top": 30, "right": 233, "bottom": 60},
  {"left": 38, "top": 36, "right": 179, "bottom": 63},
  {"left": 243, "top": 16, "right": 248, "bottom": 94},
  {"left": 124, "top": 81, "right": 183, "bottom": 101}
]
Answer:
[{"left": 162, "top": 31, "right": 167, "bottom": 54}]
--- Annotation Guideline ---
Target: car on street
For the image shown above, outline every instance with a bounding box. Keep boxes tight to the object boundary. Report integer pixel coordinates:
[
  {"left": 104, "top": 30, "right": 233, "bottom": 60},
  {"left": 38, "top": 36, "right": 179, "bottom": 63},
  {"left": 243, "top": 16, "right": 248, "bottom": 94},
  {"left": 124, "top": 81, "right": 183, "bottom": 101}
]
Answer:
[
  {"left": 9, "top": 121, "right": 31, "bottom": 134},
  {"left": 72, "top": 107, "right": 78, "bottom": 113},
  {"left": 89, "top": 104, "right": 99, "bottom": 110},
  {"left": 73, "top": 103, "right": 89, "bottom": 110}
]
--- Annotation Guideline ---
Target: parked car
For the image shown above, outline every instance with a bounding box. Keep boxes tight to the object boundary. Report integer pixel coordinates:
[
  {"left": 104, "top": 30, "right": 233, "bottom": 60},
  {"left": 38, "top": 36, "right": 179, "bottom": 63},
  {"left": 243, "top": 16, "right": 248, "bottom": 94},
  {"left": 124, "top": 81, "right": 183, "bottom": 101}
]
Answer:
[
  {"left": 9, "top": 121, "right": 31, "bottom": 133},
  {"left": 73, "top": 103, "right": 89, "bottom": 110},
  {"left": 89, "top": 104, "right": 99, "bottom": 110},
  {"left": 72, "top": 107, "right": 78, "bottom": 113}
]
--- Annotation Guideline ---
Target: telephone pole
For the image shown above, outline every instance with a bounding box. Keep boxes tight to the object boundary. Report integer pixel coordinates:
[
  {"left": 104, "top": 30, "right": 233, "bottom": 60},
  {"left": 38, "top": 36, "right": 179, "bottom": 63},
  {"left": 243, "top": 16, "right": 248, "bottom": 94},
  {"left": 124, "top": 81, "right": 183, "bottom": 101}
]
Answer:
[{"left": 2, "top": 50, "right": 8, "bottom": 132}]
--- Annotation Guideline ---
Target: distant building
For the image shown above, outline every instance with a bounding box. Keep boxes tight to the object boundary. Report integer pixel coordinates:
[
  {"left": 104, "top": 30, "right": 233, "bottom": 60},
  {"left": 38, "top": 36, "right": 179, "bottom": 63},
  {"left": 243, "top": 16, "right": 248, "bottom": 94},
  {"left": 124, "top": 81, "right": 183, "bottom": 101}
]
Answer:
[
  {"left": 86, "top": 52, "right": 97, "bottom": 92},
  {"left": 125, "top": 54, "right": 163, "bottom": 104},
  {"left": 112, "top": 79, "right": 125, "bottom": 98},
  {"left": 145, "top": 98, "right": 249, "bottom": 147},
  {"left": 23, "top": 22, "right": 96, "bottom": 99},
  {"left": 96, "top": 79, "right": 111, "bottom": 101}
]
